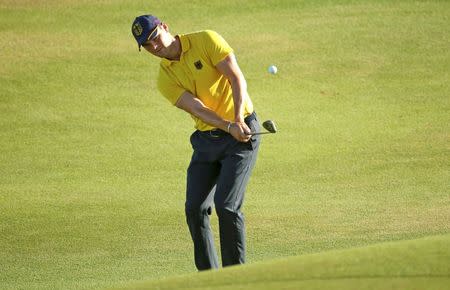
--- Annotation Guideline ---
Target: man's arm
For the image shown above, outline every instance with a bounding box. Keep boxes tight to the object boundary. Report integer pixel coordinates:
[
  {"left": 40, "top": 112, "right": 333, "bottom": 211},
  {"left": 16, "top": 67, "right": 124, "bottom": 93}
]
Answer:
[
  {"left": 215, "top": 53, "right": 251, "bottom": 134},
  {"left": 175, "top": 91, "right": 250, "bottom": 142}
]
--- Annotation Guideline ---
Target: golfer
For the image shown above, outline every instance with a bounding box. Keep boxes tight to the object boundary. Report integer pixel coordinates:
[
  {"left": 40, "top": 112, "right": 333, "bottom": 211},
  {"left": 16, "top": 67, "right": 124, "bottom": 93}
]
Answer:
[{"left": 131, "top": 15, "right": 260, "bottom": 270}]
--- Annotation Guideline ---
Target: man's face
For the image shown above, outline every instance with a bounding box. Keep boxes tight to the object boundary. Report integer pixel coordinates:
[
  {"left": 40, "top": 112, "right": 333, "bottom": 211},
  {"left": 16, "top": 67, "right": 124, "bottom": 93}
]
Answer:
[{"left": 142, "top": 24, "right": 172, "bottom": 58}]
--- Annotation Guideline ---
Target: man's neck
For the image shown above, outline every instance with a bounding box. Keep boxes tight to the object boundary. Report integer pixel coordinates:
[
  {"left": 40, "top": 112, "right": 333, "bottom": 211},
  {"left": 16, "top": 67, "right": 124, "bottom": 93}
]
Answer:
[{"left": 166, "top": 35, "right": 182, "bottom": 61}]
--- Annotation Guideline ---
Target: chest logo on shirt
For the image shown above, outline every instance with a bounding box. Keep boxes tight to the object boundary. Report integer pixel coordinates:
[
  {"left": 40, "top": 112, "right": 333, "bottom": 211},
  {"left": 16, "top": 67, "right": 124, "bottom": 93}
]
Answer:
[{"left": 194, "top": 60, "right": 203, "bottom": 70}]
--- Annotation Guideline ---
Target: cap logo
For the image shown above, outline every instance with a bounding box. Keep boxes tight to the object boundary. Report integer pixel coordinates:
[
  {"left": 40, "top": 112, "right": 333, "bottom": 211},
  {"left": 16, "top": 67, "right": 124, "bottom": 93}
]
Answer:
[{"left": 132, "top": 22, "right": 143, "bottom": 37}]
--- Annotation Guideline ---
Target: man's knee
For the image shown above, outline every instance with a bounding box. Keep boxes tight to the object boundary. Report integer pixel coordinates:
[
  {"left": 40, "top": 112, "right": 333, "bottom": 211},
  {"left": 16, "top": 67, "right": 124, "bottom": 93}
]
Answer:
[
  {"left": 185, "top": 205, "right": 212, "bottom": 224},
  {"left": 215, "top": 206, "right": 242, "bottom": 220}
]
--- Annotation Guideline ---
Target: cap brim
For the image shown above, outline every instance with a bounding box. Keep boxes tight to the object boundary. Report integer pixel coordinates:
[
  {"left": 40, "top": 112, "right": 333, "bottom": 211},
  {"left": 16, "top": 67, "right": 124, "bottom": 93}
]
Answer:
[{"left": 147, "top": 26, "right": 159, "bottom": 41}]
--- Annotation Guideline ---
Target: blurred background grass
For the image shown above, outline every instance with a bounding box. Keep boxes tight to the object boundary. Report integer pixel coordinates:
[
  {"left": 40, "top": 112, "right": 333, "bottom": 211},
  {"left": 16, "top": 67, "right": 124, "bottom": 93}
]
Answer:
[{"left": 1, "top": 0, "right": 449, "bottom": 289}]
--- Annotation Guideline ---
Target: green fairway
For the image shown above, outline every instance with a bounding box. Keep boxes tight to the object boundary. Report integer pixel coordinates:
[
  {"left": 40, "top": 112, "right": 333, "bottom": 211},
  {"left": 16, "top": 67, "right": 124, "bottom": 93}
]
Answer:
[
  {"left": 113, "top": 234, "right": 450, "bottom": 290},
  {"left": 1, "top": 0, "right": 449, "bottom": 289}
]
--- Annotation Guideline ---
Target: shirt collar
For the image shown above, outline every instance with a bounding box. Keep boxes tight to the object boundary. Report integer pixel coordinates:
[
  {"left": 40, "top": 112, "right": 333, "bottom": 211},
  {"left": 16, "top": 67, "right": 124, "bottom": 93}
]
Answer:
[{"left": 161, "top": 34, "right": 190, "bottom": 66}]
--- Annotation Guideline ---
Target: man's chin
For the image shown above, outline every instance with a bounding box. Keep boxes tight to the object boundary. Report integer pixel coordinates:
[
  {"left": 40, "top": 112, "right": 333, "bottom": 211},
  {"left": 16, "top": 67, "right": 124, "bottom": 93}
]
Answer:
[
  {"left": 151, "top": 52, "right": 162, "bottom": 58},
  {"left": 154, "top": 51, "right": 165, "bottom": 57}
]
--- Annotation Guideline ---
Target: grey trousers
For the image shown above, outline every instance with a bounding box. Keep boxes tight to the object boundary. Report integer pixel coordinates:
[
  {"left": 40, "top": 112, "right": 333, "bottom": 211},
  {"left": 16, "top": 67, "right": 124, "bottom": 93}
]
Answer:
[{"left": 185, "top": 112, "right": 260, "bottom": 270}]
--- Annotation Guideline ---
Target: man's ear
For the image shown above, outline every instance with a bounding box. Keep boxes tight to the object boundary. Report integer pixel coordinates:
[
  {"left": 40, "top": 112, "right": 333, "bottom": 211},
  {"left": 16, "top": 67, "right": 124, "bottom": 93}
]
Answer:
[{"left": 161, "top": 23, "right": 169, "bottom": 31}]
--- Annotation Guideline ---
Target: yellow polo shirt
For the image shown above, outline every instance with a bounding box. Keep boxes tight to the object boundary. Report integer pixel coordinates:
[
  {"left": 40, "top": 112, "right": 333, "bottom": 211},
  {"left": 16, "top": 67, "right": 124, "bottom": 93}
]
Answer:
[{"left": 157, "top": 30, "right": 253, "bottom": 131}]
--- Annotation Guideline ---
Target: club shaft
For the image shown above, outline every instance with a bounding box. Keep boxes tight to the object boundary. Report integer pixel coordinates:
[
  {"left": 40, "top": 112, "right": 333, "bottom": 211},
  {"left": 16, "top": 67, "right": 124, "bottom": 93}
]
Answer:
[{"left": 248, "top": 131, "right": 274, "bottom": 135}]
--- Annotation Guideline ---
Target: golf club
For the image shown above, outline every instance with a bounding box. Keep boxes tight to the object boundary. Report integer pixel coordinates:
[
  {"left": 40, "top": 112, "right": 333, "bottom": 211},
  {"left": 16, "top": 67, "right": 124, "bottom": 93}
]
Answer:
[{"left": 248, "top": 120, "right": 277, "bottom": 135}]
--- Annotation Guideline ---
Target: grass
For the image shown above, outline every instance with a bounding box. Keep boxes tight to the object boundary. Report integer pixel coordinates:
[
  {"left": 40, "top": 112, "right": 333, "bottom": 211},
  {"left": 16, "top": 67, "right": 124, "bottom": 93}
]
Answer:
[
  {"left": 112, "top": 234, "right": 450, "bottom": 290},
  {"left": 0, "top": 0, "right": 449, "bottom": 289}
]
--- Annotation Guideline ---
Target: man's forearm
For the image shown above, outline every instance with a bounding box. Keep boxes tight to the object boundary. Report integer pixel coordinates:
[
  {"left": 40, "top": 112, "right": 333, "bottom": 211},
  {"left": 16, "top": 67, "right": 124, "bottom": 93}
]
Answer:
[
  {"left": 192, "top": 103, "right": 231, "bottom": 131},
  {"left": 190, "top": 101, "right": 250, "bottom": 142},
  {"left": 176, "top": 92, "right": 230, "bottom": 131},
  {"left": 175, "top": 91, "right": 250, "bottom": 142}
]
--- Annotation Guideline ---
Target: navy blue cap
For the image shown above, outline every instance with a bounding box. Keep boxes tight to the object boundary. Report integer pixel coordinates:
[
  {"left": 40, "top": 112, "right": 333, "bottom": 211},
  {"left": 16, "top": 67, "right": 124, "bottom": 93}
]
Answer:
[{"left": 131, "top": 15, "right": 161, "bottom": 50}]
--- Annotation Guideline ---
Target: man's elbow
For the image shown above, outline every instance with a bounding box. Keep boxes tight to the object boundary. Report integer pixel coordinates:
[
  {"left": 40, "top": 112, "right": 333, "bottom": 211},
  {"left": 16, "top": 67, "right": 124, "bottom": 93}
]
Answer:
[
  {"left": 176, "top": 96, "right": 205, "bottom": 117},
  {"left": 228, "top": 73, "right": 247, "bottom": 88},
  {"left": 189, "top": 102, "right": 207, "bottom": 119}
]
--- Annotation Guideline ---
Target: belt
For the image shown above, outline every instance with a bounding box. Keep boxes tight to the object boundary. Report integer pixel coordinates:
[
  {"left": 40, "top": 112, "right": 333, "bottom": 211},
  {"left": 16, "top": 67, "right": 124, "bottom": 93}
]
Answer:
[{"left": 202, "top": 112, "right": 257, "bottom": 138}]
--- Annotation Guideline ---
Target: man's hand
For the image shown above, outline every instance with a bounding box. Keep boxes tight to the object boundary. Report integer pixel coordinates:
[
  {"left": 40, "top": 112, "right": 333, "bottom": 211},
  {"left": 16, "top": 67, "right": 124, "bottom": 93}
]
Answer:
[{"left": 229, "top": 121, "right": 251, "bottom": 142}]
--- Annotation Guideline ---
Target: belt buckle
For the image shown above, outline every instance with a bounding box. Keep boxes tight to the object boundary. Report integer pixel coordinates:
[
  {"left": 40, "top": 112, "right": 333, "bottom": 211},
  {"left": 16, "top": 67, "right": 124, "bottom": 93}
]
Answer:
[{"left": 209, "top": 129, "right": 221, "bottom": 138}]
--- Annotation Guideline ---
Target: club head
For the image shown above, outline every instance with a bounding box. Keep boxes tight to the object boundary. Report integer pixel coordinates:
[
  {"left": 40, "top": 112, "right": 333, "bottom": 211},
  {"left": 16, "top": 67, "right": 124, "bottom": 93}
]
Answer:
[{"left": 262, "top": 120, "right": 277, "bottom": 133}]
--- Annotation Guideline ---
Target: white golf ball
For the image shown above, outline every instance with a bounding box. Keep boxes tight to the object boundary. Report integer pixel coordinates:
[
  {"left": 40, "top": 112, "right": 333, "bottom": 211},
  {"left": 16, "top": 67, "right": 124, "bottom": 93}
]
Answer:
[{"left": 268, "top": 65, "right": 278, "bottom": 74}]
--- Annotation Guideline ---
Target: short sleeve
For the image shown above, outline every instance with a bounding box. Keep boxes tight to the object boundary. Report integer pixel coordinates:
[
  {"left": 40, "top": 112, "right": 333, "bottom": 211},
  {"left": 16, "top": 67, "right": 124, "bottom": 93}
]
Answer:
[
  {"left": 157, "top": 66, "right": 185, "bottom": 105},
  {"left": 203, "top": 30, "right": 234, "bottom": 66}
]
